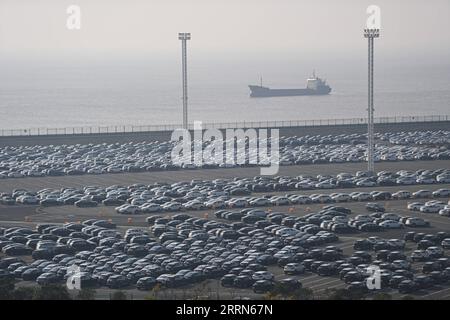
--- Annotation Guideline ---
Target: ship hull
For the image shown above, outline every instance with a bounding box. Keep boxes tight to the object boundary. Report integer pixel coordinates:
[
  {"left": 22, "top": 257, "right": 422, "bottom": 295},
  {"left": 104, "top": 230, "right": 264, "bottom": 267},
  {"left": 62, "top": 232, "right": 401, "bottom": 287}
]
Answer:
[{"left": 248, "top": 85, "right": 331, "bottom": 97}]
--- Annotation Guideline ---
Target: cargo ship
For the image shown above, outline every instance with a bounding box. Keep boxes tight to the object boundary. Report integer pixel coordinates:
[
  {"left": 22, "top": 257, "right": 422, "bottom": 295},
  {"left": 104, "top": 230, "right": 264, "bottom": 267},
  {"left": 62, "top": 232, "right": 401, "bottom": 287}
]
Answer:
[{"left": 248, "top": 72, "right": 331, "bottom": 97}]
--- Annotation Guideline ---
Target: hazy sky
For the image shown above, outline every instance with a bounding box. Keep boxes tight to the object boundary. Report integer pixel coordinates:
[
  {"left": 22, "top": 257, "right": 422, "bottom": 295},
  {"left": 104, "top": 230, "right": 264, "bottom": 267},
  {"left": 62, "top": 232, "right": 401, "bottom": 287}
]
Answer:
[{"left": 1, "top": 0, "right": 449, "bottom": 61}]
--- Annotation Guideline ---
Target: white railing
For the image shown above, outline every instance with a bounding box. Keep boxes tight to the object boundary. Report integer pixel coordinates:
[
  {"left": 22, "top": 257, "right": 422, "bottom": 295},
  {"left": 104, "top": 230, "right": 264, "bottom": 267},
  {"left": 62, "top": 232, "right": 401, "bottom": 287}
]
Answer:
[{"left": 1, "top": 115, "right": 448, "bottom": 137}]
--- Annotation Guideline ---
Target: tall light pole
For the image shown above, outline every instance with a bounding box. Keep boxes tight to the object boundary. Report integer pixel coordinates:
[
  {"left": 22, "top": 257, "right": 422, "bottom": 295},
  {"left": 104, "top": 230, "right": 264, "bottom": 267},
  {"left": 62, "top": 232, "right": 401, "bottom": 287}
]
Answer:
[
  {"left": 364, "top": 28, "right": 379, "bottom": 174},
  {"left": 178, "top": 33, "right": 191, "bottom": 129}
]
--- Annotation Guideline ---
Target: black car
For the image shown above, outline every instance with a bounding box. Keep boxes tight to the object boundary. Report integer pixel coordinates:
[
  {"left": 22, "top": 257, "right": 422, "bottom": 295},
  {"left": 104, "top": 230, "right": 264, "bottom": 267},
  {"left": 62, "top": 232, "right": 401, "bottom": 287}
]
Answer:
[
  {"left": 389, "top": 275, "right": 407, "bottom": 289},
  {"left": 398, "top": 280, "right": 418, "bottom": 294},
  {"left": 0, "top": 269, "right": 13, "bottom": 280},
  {"left": 414, "top": 275, "right": 434, "bottom": 289},
  {"left": 422, "top": 262, "right": 443, "bottom": 274},
  {"left": 2, "top": 244, "right": 32, "bottom": 256},
  {"left": 353, "top": 239, "right": 372, "bottom": 251},
  {"left": 233, "top": 275, "right": 254, "bottom": 288},
  {"left": 317, "top": 263, "right": 338, "bottom": 276},
  {"left": 36, "top": 272, "right": 60, "bottom": 285},
  {"left": 429, "top": 271, "right": 447, "bottom": 285},
  {"left": 106, "top": 274, "right": 130, "bottom": 289},
  {"left": 344, "top": 271, "right": 364, "bottom": 284},
  {"left": 403, "top": 232, "right": 416, "bottom": 242},
  {"left": 22, "top": 267, "right": 41, "bottom": 281},
  {"left": 278, "top": 278, "right": 302, "bottom": 291},
  {"left": 136, "top": 277, "right": 157, "bottom": 290},
  {"left": 346, "top": 281, "right": 369, "bottom": 294},
  {"left": 252, "top": 280, "right": 274, "bottom": 294},
  {"left": 221, "top": 274, "right": 237, "bottom": 287},
  {"left": 365, "top": 203, "right": 385, "bottom": 212}
]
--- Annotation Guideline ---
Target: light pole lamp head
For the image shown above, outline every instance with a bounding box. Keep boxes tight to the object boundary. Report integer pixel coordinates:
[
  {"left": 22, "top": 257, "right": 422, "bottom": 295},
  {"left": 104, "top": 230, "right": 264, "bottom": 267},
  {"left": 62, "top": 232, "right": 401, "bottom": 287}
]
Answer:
[
  {"left": 178, "top": 33, "right": 191, "bottom": 40},
  {"left": 364, "top": 28, "right": 380, "bottom": 38}
]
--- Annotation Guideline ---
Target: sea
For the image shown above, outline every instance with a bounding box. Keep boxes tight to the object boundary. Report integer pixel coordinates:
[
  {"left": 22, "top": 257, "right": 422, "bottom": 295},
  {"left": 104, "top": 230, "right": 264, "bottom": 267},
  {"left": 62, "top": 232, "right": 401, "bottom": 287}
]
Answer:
[{"left": 0, "top": 54, "right": 449, "bottom": 130}]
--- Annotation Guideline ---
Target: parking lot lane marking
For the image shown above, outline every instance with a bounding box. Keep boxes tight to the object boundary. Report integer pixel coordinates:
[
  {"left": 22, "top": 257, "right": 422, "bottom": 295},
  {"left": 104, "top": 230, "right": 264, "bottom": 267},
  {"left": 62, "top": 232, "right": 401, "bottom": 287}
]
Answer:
[
  {"left": 309, "top": 278, "right": 344, "bottom": 289},
  {"left": 422, "top": 287, "right": 450, "bottom": 299}
]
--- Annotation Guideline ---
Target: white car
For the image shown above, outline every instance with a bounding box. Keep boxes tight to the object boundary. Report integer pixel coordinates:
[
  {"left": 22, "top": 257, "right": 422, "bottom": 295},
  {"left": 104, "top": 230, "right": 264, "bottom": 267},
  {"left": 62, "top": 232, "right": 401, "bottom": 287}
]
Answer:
[
  {"left": 130, "top": 198, "right": 147, "bottom": 206},
  {"left": 332, "top": 216, "right": 349, "bottom": 223},
  {"left": 396, "top": 178, "right": 416, "bottom": 185},
  {"left": 8, "top": 172, "right": 25, "bottom": 178},
  {"left": 425, "top": 200, "right": 446, "bottom": 207},
  {"left": 441, "top": 238, "right": 450, "bottom": 249},
  {"left": 252, "top": 271, "right": 274, "bottom": 281},
  {"left": 379, "top": 220, "right": 403, "bottom": 229},
  {"left": 416, "top": 177, "right": 435, "bottom": 184},
  {"left": 36, "top": 240, "right": 57, "bottom": 250},
  {"left": 310, "top": 194, "right": 332, "bottom": 203},
  {"left": 98, "top": 230, "right": 120, "bottom": 238},
  {"left": 203, "top": 199, "right": 224, "bottom": 208},
  {"left": 116, "top": 204, "right": 141, "bottom": 214},
  {"left": 439, "top": 207, "right": 450, "bottom": 217},
  {"left": 284, "top": 263, "right": 305, "bottom": 275},
  {"left": 141, "top": 203, "right": 162, "bottom": 212},
  {"left": 249, "top": 198, "right": 270, "bottom": 206},
  {"left": 27, "top": 170, "right": 44, "bottom": 177},
  {"left": 275, "top": 228, "right": 298, "bottom": 237},
  {"left": 420, "top": 205, "right": 441, "bottom": 213},
  {"left": 405, "top": 217, "right": 430, "bottom": 227},
  {"left": 412, "top": 190, "right": 432, "bottom": 198},
  {"left": 381, "top": 213, "right": 400, "bottom": 220},
  {"left": 392, "top": 191, "right": 411, "bottom": 199},
  {"left": 162, "top": 202, "right": 182, "bottom": 211},
  {"left": 433, "top": 189, "right": 450, "bottom": 197},
  {"left": 331, "top": 193, "right": 351, "bottom": 202},
  {"left": 16, "top": 195, "right": 39, "bottom": 204},
  {"left": 184, "top": 201, "right": 206, "bottom": 210},
  {"left": 270, "top": 197, "right": 290, "bottom": 206},
  {"left": 356, "top": 180, "right": 377, "bottom": 187},
  {"left": 315, "top": 182, "right": 335, "bottom": 189},
  {"left": 226, "top": 199, "right": 248, "bottom": 208},
  {"left": 436, "top": 175, "right": 450, "bottom": 183},
  {"left": 291, "top": 195, "right": 311, "bottom": 204},
  {"left": 352, "top": 192, "right": 372, "bottom": 201},
  {"left": 407, "top": 202, "right": 424, "bottom": 211}
]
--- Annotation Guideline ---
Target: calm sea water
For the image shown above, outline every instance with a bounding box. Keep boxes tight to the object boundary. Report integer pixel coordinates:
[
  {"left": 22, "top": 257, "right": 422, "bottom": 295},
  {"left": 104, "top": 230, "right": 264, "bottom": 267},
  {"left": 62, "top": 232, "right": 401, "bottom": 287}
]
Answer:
[{"left": 0, "top": 55, "right": 449, "bottom": 130}]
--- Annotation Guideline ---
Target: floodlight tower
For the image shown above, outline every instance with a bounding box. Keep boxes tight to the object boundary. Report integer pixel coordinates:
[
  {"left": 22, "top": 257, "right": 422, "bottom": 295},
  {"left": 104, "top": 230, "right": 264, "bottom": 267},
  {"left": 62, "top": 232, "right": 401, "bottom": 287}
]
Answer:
[
  {"left": 364, "top": 28, "right": 379, "bottom": 174},
  {"left": 178, "top": 32, "right": 191, "bottom": 129}
]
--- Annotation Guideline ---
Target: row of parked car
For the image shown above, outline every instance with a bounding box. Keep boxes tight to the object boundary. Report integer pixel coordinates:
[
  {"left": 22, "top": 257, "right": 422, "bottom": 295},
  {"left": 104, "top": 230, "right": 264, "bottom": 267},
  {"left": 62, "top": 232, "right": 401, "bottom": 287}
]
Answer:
[
  {"left": 0, "top": 130, "right": 448, "bottom": 178},
  {"left": 407, "top": 200, "right": 450, "bottom": 215},
  {"left": 379, "top": 130, "right": 450, "bottom": 146},
  {"left": 350, "top": 232, "right": 450, "bottom": 293},
  {"left": 2, "top": 168, "right": 450, "bottom": 211}
]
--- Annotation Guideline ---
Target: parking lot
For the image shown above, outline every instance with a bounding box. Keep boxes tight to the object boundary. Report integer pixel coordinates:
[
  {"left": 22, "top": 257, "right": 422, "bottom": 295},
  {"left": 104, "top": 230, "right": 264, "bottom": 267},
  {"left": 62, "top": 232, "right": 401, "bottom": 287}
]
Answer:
[
  {"left": 0, "top": 160, "right": 449, "bottom": 193},
  {"left": 1, "top": 182, "right": 450, "bottom": 299},
  {"left": 1, "top": 131, "right": 449, "bottom": 300}
]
